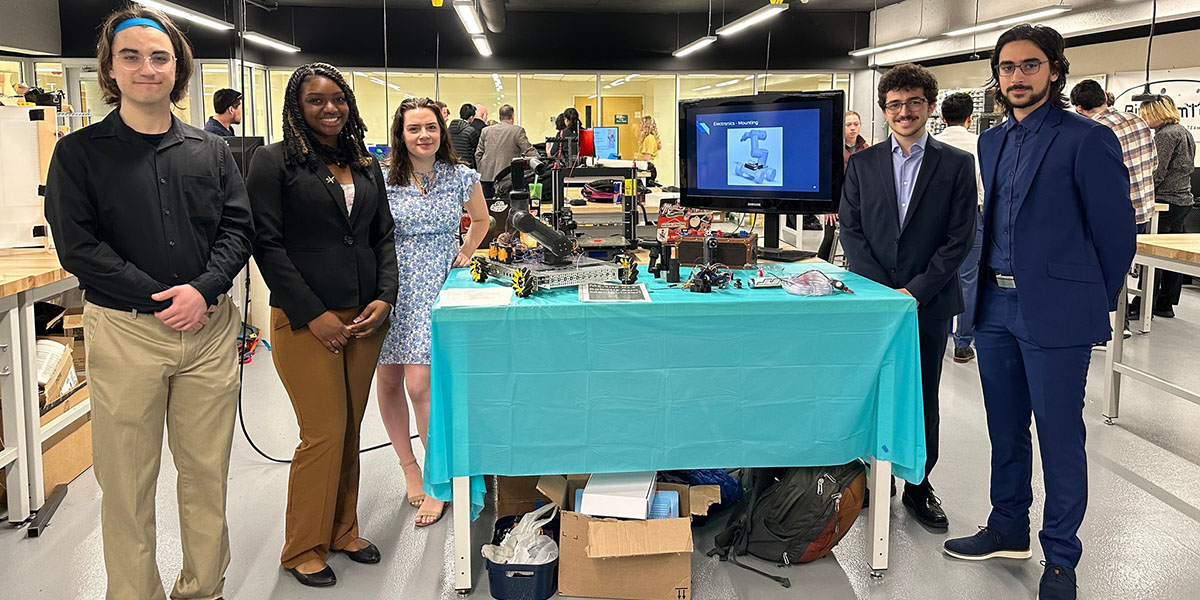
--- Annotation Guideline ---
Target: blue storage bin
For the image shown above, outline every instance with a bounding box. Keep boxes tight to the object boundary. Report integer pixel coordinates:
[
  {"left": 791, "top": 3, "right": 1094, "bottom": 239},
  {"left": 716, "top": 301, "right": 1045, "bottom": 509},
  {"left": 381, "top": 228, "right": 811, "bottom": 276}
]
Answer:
[{"left": 486, "top": 558, "right": 557, "bottom": 600}]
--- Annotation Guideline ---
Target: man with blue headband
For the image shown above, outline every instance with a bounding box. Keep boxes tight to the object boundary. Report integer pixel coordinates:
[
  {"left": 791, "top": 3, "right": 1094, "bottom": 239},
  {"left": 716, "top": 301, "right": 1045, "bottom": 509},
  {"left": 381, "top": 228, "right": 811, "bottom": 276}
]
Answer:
[{"left": 44, "top": 6, "right": 253, "bottom": 600}]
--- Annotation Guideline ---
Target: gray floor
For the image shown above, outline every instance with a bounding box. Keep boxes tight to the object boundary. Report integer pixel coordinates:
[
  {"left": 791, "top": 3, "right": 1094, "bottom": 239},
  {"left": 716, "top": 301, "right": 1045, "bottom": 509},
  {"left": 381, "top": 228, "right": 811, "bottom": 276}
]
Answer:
[{"left": 5, "top": 279, "right": 1200, "bottom": 599}]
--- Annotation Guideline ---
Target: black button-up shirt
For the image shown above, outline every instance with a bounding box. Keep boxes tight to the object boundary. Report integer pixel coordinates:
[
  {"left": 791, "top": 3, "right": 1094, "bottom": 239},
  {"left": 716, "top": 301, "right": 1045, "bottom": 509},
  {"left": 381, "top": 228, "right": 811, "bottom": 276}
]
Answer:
[
  {"left": 988, "top": 102, "right": 1051, "bottom": 275},
  {"left": 45, "top": 110, "right": 254, "bottom": 313}
]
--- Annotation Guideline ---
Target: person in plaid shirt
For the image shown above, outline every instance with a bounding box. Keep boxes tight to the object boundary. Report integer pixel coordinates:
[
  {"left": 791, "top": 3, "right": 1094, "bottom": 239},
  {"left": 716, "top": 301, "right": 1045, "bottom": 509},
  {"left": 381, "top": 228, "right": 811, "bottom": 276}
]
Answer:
[{"left": 1070, "top": 79, "right": 1157, "bottom": 230}]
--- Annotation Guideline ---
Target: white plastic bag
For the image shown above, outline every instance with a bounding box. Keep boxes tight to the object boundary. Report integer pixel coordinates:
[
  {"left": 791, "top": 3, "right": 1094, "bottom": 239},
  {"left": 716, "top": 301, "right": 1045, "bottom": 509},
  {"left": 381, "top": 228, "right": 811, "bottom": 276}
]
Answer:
[{"left": 481, "top": 503, "right": 560, "bottom": 565}]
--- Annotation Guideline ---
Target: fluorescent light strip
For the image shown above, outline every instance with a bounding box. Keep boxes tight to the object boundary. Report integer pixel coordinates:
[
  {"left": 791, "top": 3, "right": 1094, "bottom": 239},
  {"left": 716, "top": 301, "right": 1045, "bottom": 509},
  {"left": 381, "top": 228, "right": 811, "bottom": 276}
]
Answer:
[
  {"left": 626, "top": 74, "right": 639, "bottom": 80},
  {"left": 848, "top": 37, "right": 927, "bottom": 57},
  {"left": 137, "top": 0, "right": 234, "bottom": 31},
  {"left": 715, "top": 79, "right": 740, "bottom": 88},
  {"left": 947, "top": 5, "right": 1072, "bottom": 37},
  {"left": 715, "top": 3, "right": 789, "bottom": 37},
  {"left": 243, "top": 31, "right": 301, "bottom": 53},
  {"left": 692, "top": 85, "right": 712, "bottom": 91},
  {"left": 673, "top": 36, "right": 717, "bottom": 57},
  {"left": 471, "top": 34, "right": 492, "bottom": 57},
  {"left": 453, "top": 0, "right": 485, "bottom": 35},
  {"left": 369, "top": 77, "right": 386, "bottom": 86}
]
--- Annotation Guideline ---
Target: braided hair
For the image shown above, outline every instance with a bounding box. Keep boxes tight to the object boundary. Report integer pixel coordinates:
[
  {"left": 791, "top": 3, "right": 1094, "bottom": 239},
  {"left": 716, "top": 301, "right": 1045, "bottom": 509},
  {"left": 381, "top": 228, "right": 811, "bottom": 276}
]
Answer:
[{"left": 280, "top": 62, "right": 372, "bottom": 172}]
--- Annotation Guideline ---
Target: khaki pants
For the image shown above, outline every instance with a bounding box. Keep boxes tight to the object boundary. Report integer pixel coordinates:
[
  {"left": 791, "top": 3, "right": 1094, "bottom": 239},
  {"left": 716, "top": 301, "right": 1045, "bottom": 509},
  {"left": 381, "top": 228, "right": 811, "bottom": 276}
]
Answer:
[
  {"left": 271, "top": 307, "right": 386, "bottom": 568},
  {"left": 84, "top": 296, "right": 240, "bottom": 600}
]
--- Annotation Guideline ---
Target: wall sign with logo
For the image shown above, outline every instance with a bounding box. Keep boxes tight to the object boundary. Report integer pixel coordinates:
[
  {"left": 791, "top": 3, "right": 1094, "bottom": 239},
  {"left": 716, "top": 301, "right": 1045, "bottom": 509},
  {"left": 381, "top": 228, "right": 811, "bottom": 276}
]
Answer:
[
  {"left": 614, "top": 114, "right": 628, "bottom": 124},
  {"left": 1111, "top": 68, "right": 1200, "bottom": 166}
]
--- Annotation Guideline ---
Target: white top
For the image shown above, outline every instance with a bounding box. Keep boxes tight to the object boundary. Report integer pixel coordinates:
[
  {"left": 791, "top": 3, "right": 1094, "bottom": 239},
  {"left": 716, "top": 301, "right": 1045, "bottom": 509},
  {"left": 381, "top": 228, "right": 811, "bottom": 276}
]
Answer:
[
  {"left": 933, "top": 125, "right": 985, "bottom": 209},
  {"left": 341, "top": 183, "right": 355, "bottom": 214}
]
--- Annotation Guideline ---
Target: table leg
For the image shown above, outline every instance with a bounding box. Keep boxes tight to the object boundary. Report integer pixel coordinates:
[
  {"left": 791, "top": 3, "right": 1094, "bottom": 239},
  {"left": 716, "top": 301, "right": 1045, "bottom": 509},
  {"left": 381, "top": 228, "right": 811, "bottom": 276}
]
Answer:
[
  {"left": 867, "top": 458, "right": 891, "bottom": 575},
  {"left": 453, "top": 476, "right": 473, "bottom": 594},
  {"left": 16, "top": 292, "right": 45, "bottom": 509},
  {"left": 1, "top": 297, "right": 32, "bottom": 523},
  {"left": 1141, "top": 263, "right": 1155, "bottom": 334},
  {"left": 1104, "top": 278, "right": 1129, "bottom": 423}
]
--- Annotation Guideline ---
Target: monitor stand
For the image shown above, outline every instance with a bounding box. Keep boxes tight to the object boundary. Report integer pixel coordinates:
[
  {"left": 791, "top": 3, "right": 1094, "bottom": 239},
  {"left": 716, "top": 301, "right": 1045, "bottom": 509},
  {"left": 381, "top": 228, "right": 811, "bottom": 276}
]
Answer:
[{"left": 758, "top": 214, "right": 816, "bottom": 262}]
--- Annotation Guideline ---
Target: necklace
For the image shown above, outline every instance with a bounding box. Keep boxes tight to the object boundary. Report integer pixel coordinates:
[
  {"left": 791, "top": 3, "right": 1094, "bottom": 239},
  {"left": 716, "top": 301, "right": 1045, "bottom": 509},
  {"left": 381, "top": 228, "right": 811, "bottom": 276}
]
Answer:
[{"left": 412, "top": 168, "right": 435, "bottom": 196}]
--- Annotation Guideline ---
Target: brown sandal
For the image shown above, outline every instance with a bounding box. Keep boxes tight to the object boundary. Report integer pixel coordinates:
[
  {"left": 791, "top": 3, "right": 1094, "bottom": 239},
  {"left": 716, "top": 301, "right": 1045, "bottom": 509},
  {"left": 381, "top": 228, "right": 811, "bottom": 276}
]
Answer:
[
  {"left": 400, "top": 459, "right": 425, "bottom": 508},
  {"left": 415, "top": 500, "right": 447, "bottom": 528}
]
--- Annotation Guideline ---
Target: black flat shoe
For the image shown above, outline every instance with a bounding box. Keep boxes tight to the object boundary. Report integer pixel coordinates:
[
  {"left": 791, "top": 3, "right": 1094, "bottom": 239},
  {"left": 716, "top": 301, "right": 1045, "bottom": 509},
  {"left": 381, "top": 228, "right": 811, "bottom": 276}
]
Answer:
[
  {"left": 334, "top": 541, "right": 382, "bottom": 564},
  {"left": 286, "top": 565, "right": 337, "bottom": 587},
  {"left": 902, "top": 488, "right": 949, "bottom": 530}
]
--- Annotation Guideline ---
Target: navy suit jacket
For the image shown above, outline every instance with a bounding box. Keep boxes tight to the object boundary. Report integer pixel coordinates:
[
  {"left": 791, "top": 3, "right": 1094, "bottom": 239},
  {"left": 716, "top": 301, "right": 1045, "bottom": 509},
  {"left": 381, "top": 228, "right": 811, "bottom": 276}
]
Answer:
[
  {"left": 976, "top": 106, "right": 1136, "bottom": 348},
  {"left": 839, "top": 134, "right": 978, "bottom": 319}
]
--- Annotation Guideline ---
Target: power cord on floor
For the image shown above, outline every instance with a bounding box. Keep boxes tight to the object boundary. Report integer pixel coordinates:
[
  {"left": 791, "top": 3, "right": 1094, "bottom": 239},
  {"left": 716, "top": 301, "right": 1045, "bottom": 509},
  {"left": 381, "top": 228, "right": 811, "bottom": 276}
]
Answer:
[{"left": 234, "top": 270, "right": 418, "bottom": 465}]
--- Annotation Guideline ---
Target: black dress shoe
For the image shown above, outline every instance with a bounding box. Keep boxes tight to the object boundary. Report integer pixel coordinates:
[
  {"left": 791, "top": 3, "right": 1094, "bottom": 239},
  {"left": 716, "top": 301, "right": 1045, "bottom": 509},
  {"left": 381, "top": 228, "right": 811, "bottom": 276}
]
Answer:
[
  {"left": 1152, "top": 306, "right": 1175, "bottom": 318},
  {"left": 902, "top": 487, "right": 949, "bottom": 530},
  {"left": 334, "top": 541, "right": 381, "bottom": 564},
  {"left": 286, "top": 565, "right": 337, "bottom": 587},
  {"left": 861, "top": 476, "right": 897, "bottom": 508}
]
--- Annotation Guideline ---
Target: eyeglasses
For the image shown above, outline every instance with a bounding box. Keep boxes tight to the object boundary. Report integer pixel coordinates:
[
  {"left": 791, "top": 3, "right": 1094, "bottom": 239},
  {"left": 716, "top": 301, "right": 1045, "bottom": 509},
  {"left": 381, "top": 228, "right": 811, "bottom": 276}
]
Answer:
[
  {"left": 114, "top": 52, "right": 175, "bottom": 72},
  {"left": 883, "top": 98, "right": 928, "bottom": 114},
  {"left": 997, "top": 60, "right": 1048, "bottom": 77}
]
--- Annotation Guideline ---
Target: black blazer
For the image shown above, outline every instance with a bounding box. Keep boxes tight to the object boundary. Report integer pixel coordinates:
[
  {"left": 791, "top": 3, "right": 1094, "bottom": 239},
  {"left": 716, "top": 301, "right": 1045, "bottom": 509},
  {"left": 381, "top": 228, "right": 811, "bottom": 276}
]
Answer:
[
  {"left": 838, "top": 135, "right": 977, "bottom": 319},
  {"left": 246, "top": 143, "right": 399, "bottom": 330}
]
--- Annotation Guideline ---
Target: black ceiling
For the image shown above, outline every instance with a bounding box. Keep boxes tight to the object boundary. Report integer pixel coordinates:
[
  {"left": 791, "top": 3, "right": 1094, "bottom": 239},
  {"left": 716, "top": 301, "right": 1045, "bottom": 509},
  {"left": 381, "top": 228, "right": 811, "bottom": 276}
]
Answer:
[{"left": 269, "top": 0, "right": 905, "bottom": 13}]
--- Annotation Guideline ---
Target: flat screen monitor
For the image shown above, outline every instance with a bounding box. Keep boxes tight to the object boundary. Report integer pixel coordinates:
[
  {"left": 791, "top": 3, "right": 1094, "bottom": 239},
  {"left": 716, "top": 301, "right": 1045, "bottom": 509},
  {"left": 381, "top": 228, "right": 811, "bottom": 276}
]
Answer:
[
  {"left": 593, "top": 127, "right": 619, "bottom": 159},
  {"left": 226, "top": 136, "right": 264, "bottom": 175},
  {"left": 679, "top": 91, "right": 844, "bottom": 215}
]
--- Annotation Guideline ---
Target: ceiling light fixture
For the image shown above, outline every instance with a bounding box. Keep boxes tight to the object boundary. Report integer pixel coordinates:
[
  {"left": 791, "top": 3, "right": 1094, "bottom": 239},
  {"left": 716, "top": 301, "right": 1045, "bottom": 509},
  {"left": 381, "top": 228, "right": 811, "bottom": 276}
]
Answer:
[
  {"left": 715, "top": 79, "right": 740, "bottom": 87},
  {"left": 692, "top": 85, "right": 713, "bottom": 91},
  {"left": 243, "top": 31, "right": 301, "bottom": 53},
  {"left": 673, "top": 36, "right": 717, "bottom": 57},
  {"left": 453, "top": 0, "right": 485, "bottom": 35},
  {"left": 715, "top": 2, "right": 789, "bottom": 37},
  {"left": 471, "top": 34, "right": 493, "bottom": 57},
  {"left": 945, "top": 4, "right": 1072, "bottom": 37},
  {"left": 137, "top": 0, "right": 234, "bottom": 31},
  {"left": 848, "top": 37, "right": 927, "bottom": 57}
]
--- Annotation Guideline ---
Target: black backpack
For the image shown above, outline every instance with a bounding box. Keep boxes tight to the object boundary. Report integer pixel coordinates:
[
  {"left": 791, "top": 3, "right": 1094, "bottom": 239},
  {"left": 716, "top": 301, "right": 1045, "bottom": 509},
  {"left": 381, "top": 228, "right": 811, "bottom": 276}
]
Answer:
[{"left": 709, "top": 461, "right": 867, "bottom": 587}]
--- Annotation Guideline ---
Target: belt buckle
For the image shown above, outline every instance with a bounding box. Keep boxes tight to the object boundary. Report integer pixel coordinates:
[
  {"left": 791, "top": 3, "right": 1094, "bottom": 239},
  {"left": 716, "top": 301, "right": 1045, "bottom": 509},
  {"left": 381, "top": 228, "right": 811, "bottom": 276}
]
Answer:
[{"left": 995, "top": 274, "right": 1016, "bottom": 289}]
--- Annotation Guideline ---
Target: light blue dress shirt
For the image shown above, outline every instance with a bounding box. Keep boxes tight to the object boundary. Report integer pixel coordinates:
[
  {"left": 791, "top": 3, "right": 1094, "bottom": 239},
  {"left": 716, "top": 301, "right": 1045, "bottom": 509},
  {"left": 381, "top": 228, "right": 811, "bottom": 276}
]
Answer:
[{"left": 891, "top": 131, "right": 928, "bottom": 226}]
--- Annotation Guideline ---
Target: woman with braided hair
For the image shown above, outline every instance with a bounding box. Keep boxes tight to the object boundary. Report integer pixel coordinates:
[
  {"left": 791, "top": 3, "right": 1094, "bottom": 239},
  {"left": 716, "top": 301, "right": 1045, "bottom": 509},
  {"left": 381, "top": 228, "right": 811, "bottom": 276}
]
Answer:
[{"left": 245, "top": 62, "right": 398, "bottom": 588}]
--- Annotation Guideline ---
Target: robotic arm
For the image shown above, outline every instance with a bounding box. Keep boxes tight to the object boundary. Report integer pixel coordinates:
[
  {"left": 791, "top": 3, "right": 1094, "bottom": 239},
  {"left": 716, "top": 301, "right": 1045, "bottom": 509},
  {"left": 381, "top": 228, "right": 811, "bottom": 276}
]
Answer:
[{"left": 506, "top": 157, "right": 576, "bottom": 264}]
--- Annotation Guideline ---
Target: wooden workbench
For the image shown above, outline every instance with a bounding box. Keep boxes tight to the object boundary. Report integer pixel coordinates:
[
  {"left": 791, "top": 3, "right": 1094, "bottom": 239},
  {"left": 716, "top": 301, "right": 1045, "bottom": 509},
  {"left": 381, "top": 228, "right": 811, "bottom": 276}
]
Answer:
[{"left": 0, "top": 249, "right": 71, "bottom": 299}]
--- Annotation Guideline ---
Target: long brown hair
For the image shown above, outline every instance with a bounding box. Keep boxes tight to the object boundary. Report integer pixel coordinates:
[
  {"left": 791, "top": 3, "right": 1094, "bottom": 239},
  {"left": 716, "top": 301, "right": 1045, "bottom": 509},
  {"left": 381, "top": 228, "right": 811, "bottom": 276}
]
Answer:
[
  {"left": 386, "top": 97, "right": 461, "bottom": 187},
  {"left": 96, "top": 3, "right": 194, "bottom": 107}
]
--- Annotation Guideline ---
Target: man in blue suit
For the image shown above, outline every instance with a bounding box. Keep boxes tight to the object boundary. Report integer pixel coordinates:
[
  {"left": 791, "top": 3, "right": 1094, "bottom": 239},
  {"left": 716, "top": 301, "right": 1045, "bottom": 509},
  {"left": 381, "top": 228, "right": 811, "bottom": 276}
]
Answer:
[
  {"left": 942, "top": 25, "right": 1136, "bottom": 600},
  {"left": 839, "top": 63, "right": 977, "bottom": 530}
]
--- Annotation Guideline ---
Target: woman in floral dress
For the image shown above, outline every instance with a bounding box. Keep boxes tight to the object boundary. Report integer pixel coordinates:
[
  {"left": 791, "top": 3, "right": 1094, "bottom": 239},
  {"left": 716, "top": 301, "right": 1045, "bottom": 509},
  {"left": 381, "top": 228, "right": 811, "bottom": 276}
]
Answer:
[{"left": 377, "top": 97, "right": 488, "bottom": 526}]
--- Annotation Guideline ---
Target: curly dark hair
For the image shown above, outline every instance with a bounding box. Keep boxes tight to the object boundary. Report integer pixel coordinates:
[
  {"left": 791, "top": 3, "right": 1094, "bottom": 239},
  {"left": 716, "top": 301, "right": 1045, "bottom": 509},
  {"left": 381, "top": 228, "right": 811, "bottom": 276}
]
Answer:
[
  {"left": 1068, "top": 79, "right": 1106, "bottom": 111},
  {"left": 987, "top": 24, "right": 1070, "bottom": 113},
  {"left": 877, "top": 63, "right": 938, "bottom": 110},
  {"left": 386, "top": 97, "right": 462, "bottom": 187},
  {"left": 280, "top": 62, "right": 373, "bottom": 173},
  {"left": 96, "top": 3, "right": 194, "bottom": 107}
]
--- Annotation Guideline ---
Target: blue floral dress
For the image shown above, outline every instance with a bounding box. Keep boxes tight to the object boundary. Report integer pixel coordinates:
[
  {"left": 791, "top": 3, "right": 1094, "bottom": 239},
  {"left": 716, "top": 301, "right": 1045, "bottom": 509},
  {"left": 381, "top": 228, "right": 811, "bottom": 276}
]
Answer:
[{"left": 379, "top": 161, "right": 480, "bottom": 365}]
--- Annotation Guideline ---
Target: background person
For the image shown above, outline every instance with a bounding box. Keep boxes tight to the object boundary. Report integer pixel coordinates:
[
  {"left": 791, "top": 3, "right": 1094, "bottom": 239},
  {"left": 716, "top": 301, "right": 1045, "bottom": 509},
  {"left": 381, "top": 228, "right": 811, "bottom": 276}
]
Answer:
[
  {"left": 1139, "top": 94, "right": 1196, "bottom": 319},
  {"left": 204, "top": 87, "right": 241, "bottom": 136}
]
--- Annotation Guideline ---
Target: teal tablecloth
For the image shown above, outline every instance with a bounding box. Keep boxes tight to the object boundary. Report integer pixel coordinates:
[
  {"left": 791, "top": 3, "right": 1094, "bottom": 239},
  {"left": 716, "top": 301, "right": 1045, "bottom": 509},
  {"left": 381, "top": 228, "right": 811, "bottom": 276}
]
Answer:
[{"left": 424, "top": 262, "right": 925, "bottom": 519}]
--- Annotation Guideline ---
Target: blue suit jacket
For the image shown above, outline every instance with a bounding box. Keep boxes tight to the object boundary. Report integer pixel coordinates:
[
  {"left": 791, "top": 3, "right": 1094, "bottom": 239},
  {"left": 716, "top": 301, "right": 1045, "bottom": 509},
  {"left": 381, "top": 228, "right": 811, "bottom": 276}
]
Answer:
[{"left": 976, "top": 106, "right": 1136, "bottom": 348}]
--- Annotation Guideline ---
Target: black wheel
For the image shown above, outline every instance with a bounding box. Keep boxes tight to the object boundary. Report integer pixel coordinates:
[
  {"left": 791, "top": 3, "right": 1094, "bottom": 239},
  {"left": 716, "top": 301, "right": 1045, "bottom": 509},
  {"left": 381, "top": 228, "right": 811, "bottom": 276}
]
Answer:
[
  {"left": 470, "top": 257, "right": 488, "bottom": 283},
  {"left": 615, "top": 253, "right": 639, "bottom": 285},
  {"left": 512, "top": 267, "right": 537, "bottom": 297}
]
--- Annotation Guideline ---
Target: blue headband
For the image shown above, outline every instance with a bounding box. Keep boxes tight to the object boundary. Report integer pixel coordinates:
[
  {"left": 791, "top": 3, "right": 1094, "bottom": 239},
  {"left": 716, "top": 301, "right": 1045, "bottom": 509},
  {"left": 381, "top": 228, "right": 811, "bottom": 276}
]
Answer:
[{"left": 114, "top": 17, "right": 168, "bottom": 36}]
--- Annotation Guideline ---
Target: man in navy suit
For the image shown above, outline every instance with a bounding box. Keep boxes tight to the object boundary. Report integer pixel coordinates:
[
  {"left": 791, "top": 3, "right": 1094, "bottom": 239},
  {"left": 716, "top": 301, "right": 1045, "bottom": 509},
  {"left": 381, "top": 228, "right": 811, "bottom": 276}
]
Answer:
[
  {"left": 942, "top": 25, "right": 1135, "bottom": 600},
  {"left": 839, "top": 63, "right": 977, "bottom": 530}
]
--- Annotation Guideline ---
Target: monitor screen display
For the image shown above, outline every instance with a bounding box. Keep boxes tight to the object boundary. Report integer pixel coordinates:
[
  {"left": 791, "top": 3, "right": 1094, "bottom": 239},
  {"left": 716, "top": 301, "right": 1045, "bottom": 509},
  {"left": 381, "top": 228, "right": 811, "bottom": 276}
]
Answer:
[
  {"left": 593, "top": 127, "right": 619, "bottom": 159},
  {"left": 679, "top": 91, "right": 844, "bottom": 215}
]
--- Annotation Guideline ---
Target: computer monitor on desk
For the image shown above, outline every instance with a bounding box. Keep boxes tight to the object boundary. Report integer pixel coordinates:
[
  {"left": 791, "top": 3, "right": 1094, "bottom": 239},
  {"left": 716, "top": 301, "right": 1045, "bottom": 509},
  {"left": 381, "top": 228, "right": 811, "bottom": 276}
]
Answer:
[
  {"left": 679, "top": 90, "right": 844, "bottom": 261},
  {"left": 593, "top": 127, "right": 619, "bottom": 159}
]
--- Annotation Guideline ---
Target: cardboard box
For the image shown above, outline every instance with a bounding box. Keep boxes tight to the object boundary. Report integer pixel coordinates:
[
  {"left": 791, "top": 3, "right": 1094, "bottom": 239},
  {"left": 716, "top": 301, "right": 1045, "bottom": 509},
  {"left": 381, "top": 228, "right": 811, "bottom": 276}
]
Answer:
[
  {"left": 1, "top": 382, "right": 92, "bottom": 504},
  {"left": 48, "top": 307, "right": 87, "bottom": 374},
  {"left": 537, "top": 475, "right": 721, "bottom": 600},
  {"left": 36, "top": 336, "right": 76, "bottom": 407},
  {"left": 579, "top": 471, "right": 656, "bottom": 520},
  {"left": 495, "top": 475, "right": 552, "bottom": 519}
]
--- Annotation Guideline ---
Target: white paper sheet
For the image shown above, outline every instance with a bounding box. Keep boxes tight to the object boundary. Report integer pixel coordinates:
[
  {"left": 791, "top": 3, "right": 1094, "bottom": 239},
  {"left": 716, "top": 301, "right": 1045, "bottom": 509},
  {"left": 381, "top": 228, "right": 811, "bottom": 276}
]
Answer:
[{"left": 438, "top": 287, "right": 514, "bottom": 307}]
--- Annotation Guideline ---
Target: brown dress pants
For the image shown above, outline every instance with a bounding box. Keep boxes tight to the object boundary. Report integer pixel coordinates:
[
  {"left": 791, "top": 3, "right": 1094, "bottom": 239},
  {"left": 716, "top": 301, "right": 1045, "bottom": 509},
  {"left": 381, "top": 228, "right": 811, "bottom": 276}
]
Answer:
[{"left": 271, "top": 306, "right": 387, "bottom": 568}]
